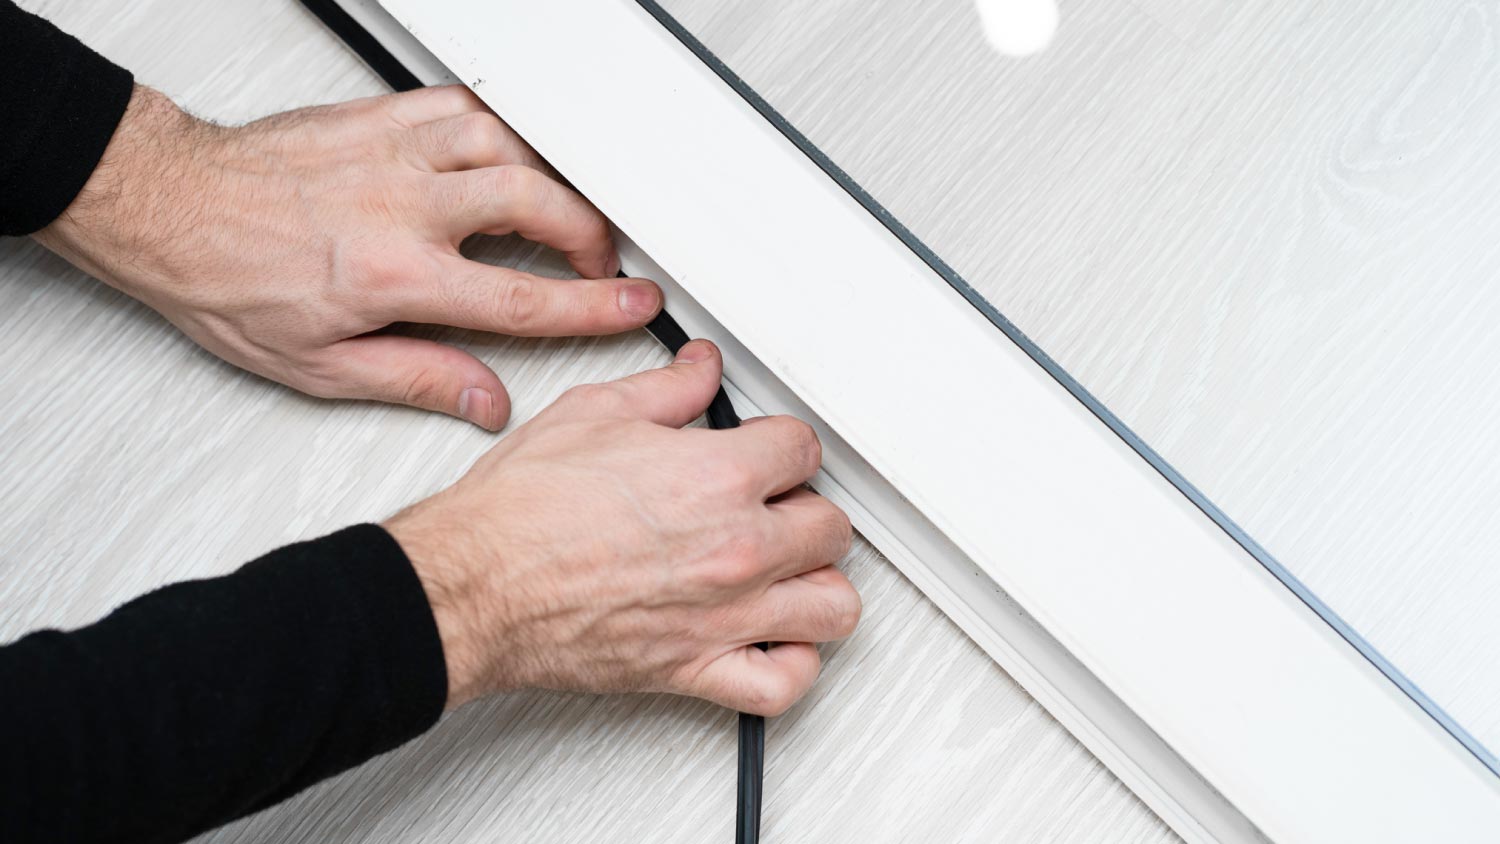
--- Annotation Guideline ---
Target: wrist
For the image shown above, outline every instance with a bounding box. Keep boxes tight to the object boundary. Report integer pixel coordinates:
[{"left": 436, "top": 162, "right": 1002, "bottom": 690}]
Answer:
[
  {"left": 33, "top": 85, "right": 219, "bottom": 300},
  {"left": 385, "top": 499, "right": 495, "bottom": 710}
]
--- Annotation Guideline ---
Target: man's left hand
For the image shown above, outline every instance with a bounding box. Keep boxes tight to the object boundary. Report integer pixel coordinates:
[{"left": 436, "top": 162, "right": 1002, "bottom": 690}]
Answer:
[{"left": 35, "top": 84, "right": 662, "bottom": 430}]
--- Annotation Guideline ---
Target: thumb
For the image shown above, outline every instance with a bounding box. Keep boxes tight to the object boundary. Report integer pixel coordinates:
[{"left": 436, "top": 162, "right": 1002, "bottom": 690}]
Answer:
[
  {"left": 562, "top": 339, "right": 723, "bottom": 427},
  {"left": 323, "top": 335, "right": 511, "bottom": 430},
  {"left": 683, "top": 642, "right": 822, "bottom": 717}
]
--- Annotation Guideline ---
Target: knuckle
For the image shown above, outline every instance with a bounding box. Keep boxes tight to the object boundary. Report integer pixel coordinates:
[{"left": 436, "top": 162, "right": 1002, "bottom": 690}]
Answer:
[
  {"left": 488, "top": 164, "right": 535, "bottom": 201},
  {"left": 721, "top": 459, "right": 759, "bottom": 496},
  {"left": 398, "top": 367, "right": 449, "bottom": 409},
  {"left": 389, "top": 85, "right": 471, "bottom": 128},
  {"left": 468, "top": 166, "right": 538, "bottom": 229},
  {"left": 698, "top": 452, "right": 754, "bottom": 497},
  {"left": 415, "top": 122, "right": 457, "bottom": 162},
  {"left": 821, "top": 503, "right": 854, "bottom": 557},
  {"left": 767, "top": 416, "right": 821, "bottom": 472},
  {"left": 342, "top": 240, "right": 435, "bottom": 299},
  {"left": 577, "top": 205, "right": 612, "bottom": 244},
  {"left": 493, "top": 276, "right": 542, "bottom": 327},
  {"left": 709, "top": 535, "right": 764, "bottom": 588},
  {"left": 458, "top": 111, "right": 505, "bottom": 147},
  {"left": 754, "top": 670, "right": 804, "bottom": 717},
  {"left": 788, "top": 418, "right": 822, "bottom": 468},
  {"left": 446, "top": 168, "right": 509, "bottom": 220},
  {"left": 294, "top": 353, "right": 349, "bottom": 399},
  {"left": 337, "top": 247, "right": 377, "bottom": 290},
  {"left": 439, "top": 84, "right": 483, "bottom": 112}
]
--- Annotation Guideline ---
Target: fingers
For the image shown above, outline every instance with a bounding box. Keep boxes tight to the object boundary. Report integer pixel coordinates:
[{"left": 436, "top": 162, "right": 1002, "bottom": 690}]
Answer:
[
  {"left": 315, "top": 334, "right": 511, "bottom": 430},
  {"left": 558, "top": 340, "right": 725, "bottom": 427},
  {"left": 761, "top": 488, "right": 854, "bottom": 579},
  {"left": 681, "top": 559, "right": 857, "bottom": 716},
  {"left": 740, "top": 565, "right": 862, "bottom": 644},
  {"left": 392, "top": 258, "right": 660, "bottom": 337},
  {"left": 378, "top": 84, "right": 488, "bottom": 127},
  {"left": 687, "top": 642, "right": 822, "bottom": 717},
  {"left": 725, "top": 416, "right": 823, "bottom": 499},
  {"left": 402, "top": 111, "right": 552, "bottom": 174},
  {"left": 432, "top": 165, "right": 618, "bottom": 278}
]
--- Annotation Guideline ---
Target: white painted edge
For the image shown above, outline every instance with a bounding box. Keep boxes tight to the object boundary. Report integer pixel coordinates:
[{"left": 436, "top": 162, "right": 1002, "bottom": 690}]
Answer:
[
  {"left": 378, "top": 1, "right": 1500, "bottom": 840},
  {"left": 330, "top": 5, "right": 1252, "bottom": 838}
]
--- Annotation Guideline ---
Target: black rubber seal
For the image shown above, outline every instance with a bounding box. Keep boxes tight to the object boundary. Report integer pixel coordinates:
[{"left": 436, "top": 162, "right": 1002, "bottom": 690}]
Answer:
[
  {"left": 297, "top": 4, "right": 770, "bottom": 837},
  {"left": 299, "top": 0, "right": 422, "bottom": 92}
]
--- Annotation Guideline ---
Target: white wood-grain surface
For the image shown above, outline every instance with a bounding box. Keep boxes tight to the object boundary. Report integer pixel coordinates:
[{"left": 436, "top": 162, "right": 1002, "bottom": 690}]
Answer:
[
  {"left": 657, "top": 0, "right": 1500, "bottom": 757},
  {"left": 0, "top": 1, "right": 1174, "bottom": 841}
]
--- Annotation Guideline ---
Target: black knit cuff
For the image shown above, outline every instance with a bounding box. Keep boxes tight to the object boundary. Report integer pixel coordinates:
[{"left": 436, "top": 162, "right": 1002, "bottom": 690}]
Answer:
[
  {"left": 325, "top": 523, "right": 451, "bottom": 743},
  {"left": 0, "top": 3, "right": 135, "bottom": 236}
]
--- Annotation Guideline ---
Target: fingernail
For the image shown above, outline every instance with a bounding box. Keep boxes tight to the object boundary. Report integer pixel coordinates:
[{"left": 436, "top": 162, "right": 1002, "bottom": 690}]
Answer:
[
  {"left": 606, "top": 250, "right": 622, "bottom": 277},
  {"left": 676, "top": 340, "right": 713, "bottom": 364},
  {"left": 458, "top": 387, "right": 494, "bottom": 428},
  {"left": 618, "top": 282, "right": 660, "bottom": 320}
]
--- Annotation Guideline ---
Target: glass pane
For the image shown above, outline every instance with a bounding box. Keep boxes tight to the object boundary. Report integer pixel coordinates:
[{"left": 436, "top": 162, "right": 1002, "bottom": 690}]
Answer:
[{"left": 653, "top": 0, "right": 1500, "bottom": 764}]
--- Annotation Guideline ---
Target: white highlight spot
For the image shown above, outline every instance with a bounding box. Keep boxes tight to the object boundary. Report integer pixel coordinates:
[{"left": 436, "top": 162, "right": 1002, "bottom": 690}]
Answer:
[{"left": 974, "top": 0, "right": 1059, "bottom": 57}]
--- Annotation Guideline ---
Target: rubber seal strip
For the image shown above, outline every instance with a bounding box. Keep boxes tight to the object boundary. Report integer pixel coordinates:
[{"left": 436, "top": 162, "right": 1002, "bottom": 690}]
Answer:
[{"left": 297, "top": 4, "right": 772, "bottom": 832}]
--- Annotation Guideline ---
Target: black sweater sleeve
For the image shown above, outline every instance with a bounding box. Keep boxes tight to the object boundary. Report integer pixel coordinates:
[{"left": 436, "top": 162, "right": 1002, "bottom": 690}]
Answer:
[
  {"left": 0, "top": 525, "right": 450, "bottom": 844},
  {"left": 1, "top": 0, "right": 135, "bottom": 236},
  {"left": 2, "top": 9, "right": 449, "bottom": 840}
]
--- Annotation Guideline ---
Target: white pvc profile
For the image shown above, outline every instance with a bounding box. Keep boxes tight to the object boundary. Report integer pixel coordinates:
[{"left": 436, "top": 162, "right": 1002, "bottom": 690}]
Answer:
[{"left": 373, "top": 1, "right": 1500, "bottom": 840}]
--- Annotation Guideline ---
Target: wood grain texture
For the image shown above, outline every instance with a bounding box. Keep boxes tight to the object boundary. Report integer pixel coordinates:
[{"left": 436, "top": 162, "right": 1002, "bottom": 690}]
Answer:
[
  {"left": 0, "top": 1, "right": 1173, "bottom": 841},
  {"left": 657, "top": 0, "right": 1500, "bottom": 754}
]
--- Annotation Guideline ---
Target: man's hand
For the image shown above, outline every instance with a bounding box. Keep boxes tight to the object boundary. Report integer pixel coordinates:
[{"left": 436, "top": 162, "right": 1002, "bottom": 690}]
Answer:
[
  {"left": 386, "top": 341, "right": 860, "bottom": 716},
  {"left": 34, "top": 84, "right": 662, "bottom": 430}
]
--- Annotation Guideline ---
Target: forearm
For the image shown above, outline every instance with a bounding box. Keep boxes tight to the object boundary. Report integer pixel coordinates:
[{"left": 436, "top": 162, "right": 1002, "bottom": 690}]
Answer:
[
  {"left": 0, "top": 525, "right": 448, "bottom": 844},
  {"left": 0, "top": 0, "right": 134, "bottom": 237},
  {"left": 31, "top": 83, "right": 221, "bottom": 308}
]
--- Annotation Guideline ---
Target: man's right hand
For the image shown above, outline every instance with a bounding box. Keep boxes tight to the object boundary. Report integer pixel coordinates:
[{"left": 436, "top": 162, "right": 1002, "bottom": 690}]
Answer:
[{"left": 385, "top": 340, "right": 860, "bottom": 716}]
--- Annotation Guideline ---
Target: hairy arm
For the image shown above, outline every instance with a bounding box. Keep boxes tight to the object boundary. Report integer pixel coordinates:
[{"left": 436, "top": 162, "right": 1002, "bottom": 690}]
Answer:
[
  {"left": 34, "top": 83, "right": 663, "bottom": 428},
  {"left": 2, "top": 8, "right": 860, "bottom": 841}
]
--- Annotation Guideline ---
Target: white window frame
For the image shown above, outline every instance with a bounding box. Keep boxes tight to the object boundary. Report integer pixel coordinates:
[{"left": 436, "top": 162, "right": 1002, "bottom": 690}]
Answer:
[{"left": 347, "top": 1, "right": 1500, "bottom": 839}]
